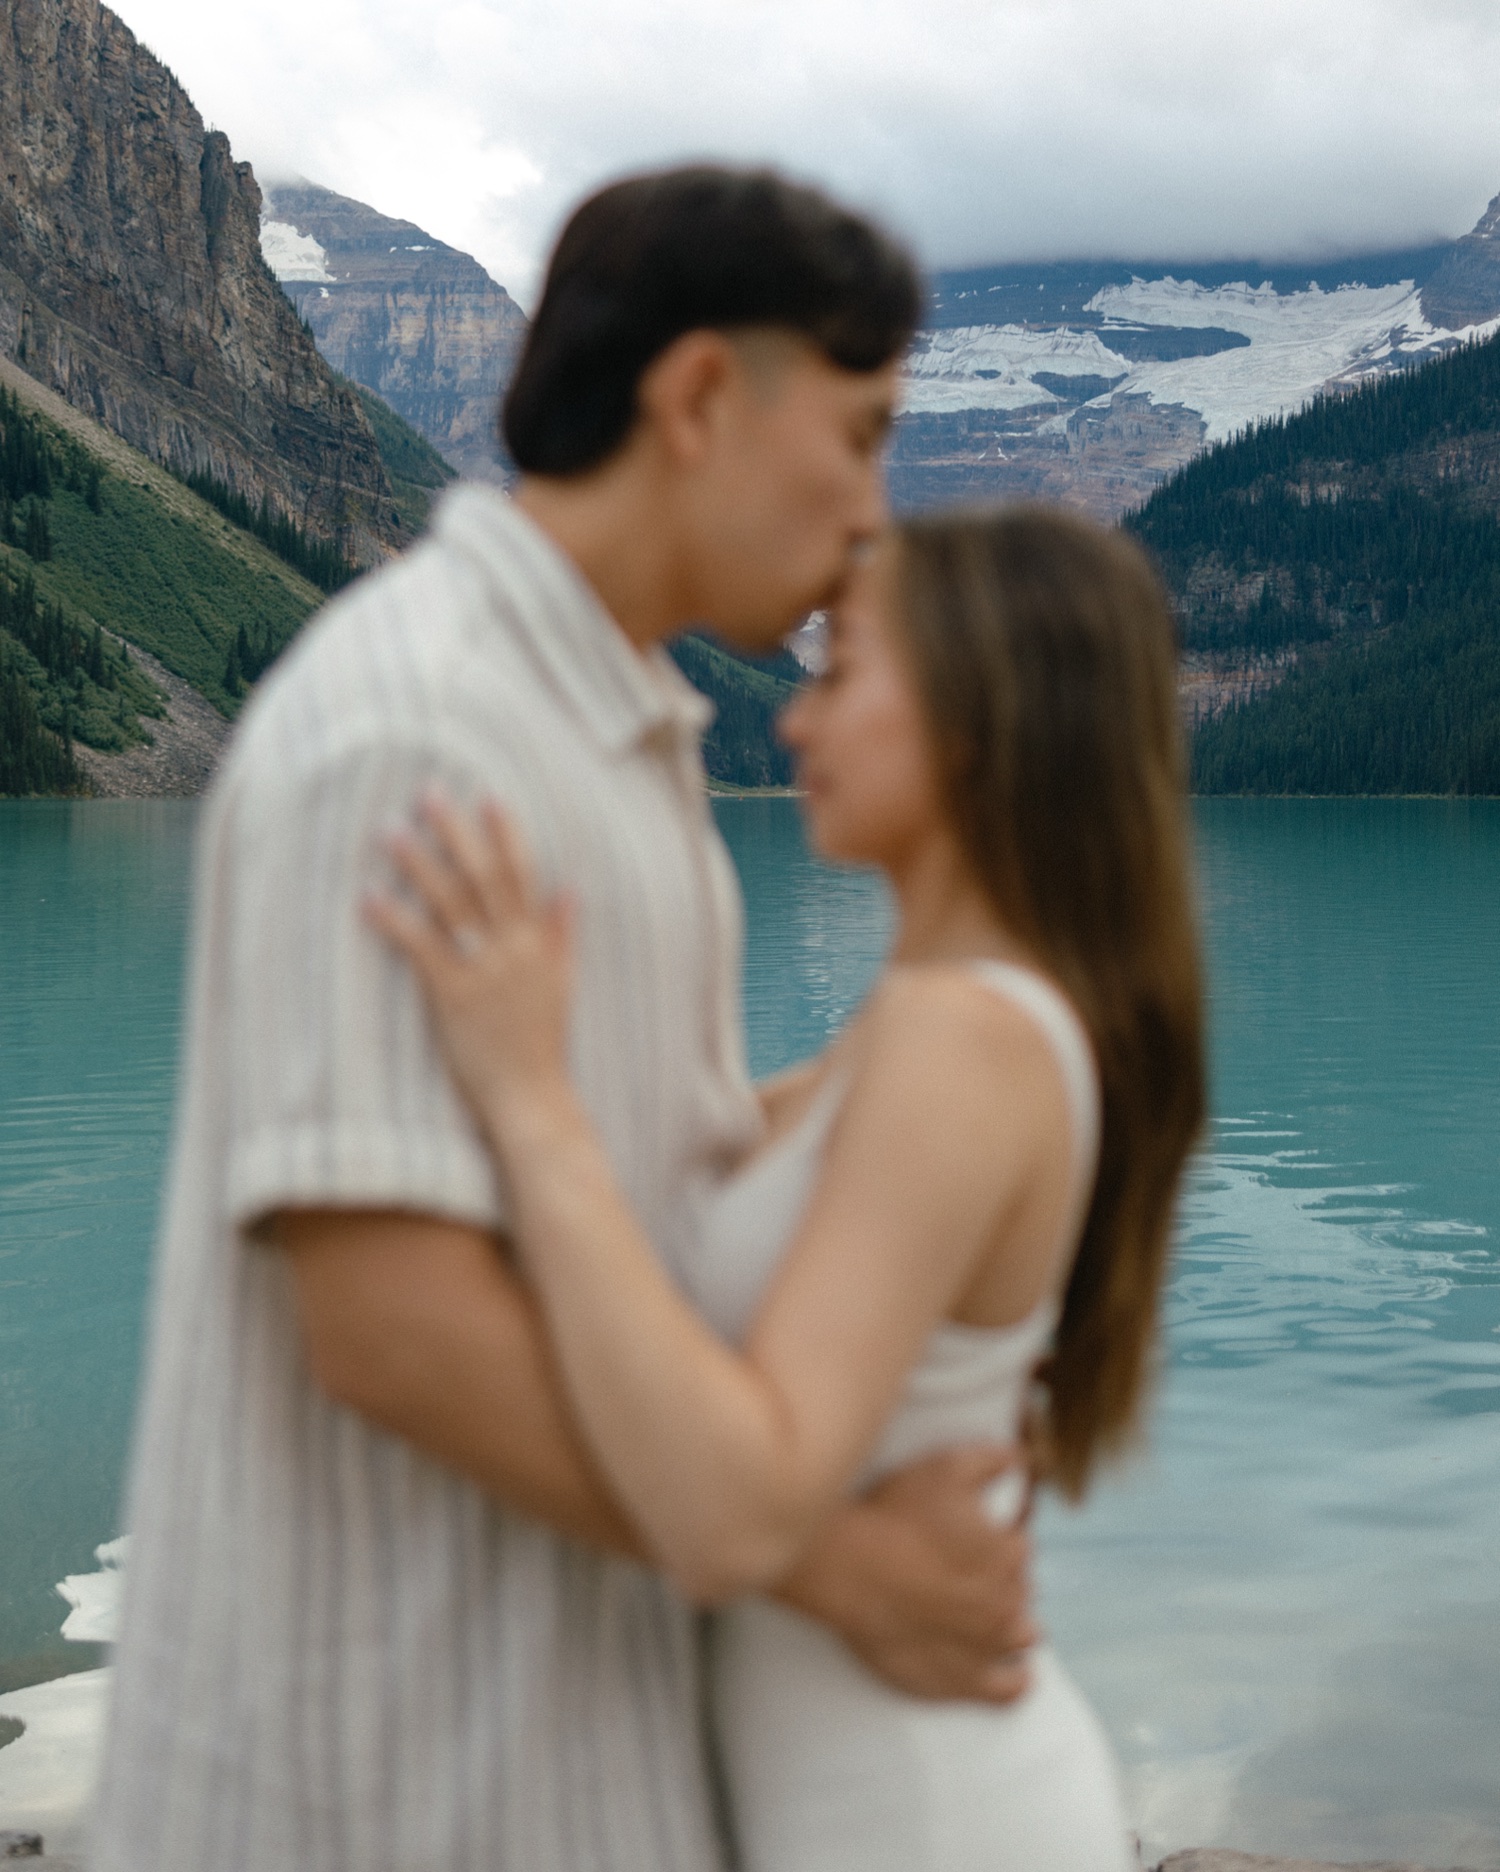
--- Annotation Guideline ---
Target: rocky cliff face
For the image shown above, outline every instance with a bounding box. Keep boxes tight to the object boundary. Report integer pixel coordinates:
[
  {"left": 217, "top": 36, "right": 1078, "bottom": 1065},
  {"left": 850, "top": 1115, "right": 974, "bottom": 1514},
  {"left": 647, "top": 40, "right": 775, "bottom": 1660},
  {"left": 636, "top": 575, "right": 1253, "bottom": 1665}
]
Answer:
[
  {"left": 0, "top": 0, "right": 398, "bottom": 560},
  {"left": 890, "top": 395, "right": 1209, "bottom": 523},
  {"left": 263, "top": 183, "right": 528, "bottom": 481},
  {"left": 1420, "top": 192, "right": 1500, "bottom": 332}
]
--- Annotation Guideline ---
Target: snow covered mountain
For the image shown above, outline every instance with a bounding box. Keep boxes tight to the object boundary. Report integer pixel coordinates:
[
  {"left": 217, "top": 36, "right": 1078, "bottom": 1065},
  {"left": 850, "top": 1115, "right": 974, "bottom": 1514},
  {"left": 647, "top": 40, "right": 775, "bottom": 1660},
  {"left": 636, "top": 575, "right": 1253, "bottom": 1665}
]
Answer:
[{"left": 893, "top": 197, "right": 1500, "bottom": 520}]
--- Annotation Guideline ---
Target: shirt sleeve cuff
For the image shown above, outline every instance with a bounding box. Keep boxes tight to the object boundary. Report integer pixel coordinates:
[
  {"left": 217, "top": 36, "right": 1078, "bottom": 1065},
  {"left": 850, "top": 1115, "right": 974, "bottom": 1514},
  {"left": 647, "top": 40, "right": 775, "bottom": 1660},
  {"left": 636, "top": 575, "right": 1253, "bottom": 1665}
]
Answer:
[{"left": 227, "top": 1123, "right": 509, "bottom": 1238}]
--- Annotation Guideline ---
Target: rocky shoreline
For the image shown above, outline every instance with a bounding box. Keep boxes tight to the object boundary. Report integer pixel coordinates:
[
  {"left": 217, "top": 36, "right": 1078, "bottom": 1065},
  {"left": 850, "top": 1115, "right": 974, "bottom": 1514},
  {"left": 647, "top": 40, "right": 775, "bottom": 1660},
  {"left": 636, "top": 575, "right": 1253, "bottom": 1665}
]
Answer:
[{"left": 74, "top": 640, "right": 232, "bottom": 800}]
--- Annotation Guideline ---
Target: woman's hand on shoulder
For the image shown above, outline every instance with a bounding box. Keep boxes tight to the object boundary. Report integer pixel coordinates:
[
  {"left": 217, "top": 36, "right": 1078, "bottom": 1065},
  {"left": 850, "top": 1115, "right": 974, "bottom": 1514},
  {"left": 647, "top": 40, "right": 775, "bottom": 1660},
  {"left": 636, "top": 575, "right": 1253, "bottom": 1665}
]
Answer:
[{"left": 364, "top": 789, "right": 577, "bottom": 1145}]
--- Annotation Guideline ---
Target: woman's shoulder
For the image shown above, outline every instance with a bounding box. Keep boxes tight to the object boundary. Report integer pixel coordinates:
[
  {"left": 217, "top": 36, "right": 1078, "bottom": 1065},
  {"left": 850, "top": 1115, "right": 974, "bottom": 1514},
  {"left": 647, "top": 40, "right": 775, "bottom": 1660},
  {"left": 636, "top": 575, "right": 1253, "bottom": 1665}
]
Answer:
[
  {"left": 866, "top": 959, "right": 1072, "bottom": 1050},
  {"left": 849, "top": 962, "right": 1074, "bottom": 1132}
]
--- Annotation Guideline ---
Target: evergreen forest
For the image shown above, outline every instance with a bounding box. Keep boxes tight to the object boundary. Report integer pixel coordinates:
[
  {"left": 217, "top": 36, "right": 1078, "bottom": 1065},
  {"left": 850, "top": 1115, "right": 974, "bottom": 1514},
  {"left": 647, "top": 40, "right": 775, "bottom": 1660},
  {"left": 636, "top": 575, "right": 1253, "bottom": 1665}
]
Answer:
[
  {"left": 0, "top": 380, "right": 325, "bottom": 793},
  {"left": 1128, "top": 332, "right": 1500, "bottom": 792},
  {"left": 669, "top": 636, "right": 800, "bottom": 787}
]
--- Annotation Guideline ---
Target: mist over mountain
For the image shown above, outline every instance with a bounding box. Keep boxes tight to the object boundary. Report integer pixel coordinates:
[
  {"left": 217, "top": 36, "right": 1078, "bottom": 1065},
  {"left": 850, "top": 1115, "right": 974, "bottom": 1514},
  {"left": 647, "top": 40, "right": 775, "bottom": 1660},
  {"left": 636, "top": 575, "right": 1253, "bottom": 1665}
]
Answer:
[{"left": 0, "top": 0, "right": 400, "bottom": 563}]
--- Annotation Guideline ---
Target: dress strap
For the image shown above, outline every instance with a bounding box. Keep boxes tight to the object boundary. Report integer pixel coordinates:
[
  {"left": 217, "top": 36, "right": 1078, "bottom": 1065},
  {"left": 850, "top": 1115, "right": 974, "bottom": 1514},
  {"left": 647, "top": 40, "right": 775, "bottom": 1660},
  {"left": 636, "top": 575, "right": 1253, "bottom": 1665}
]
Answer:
[{"left": 966, "top": 960, "right": 1101, "bottom": 1210}]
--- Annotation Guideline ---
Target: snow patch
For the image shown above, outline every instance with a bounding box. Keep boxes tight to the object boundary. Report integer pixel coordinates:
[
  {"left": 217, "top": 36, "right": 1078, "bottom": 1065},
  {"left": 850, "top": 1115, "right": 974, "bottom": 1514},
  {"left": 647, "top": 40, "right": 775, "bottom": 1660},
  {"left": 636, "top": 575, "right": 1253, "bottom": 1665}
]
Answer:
[
  {"left": 259, "top": 219, "right": 335, "bottom": 283},
  {"left": 904, "top": 323, "right": 1128, "bottom": 415}
]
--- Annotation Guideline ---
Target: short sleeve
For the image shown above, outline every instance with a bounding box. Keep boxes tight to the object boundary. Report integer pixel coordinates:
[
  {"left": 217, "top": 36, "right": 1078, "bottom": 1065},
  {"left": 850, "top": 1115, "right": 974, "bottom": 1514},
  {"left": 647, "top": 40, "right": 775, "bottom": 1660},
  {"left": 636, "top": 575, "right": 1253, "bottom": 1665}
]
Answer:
[{"left": 217, "top": 736, "right": 511, "bottom": 1237}]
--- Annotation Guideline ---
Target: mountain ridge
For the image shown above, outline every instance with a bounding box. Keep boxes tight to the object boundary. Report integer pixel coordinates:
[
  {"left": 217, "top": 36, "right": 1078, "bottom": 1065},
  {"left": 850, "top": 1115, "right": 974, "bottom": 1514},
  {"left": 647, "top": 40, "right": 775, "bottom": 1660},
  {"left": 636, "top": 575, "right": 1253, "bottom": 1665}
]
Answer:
[
  {"left": 0, "top": 0, "right": 400, "bottom": 562},
  {"left": 262, "top": 181, "right": 527, "bottom": 482}
]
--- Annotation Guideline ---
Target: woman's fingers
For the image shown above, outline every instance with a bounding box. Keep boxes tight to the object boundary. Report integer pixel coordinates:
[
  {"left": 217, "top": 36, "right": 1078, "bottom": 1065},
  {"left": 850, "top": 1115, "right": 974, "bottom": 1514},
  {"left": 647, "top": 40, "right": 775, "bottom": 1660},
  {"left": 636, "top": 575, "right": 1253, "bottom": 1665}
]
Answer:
[
  {"left": 383, "top": 789, "right": 554, "bottom": 966},
  {"left": 419, "top": 790, "right": 542, "bottom": 938},
  {"left": 386, "top": 826, "right": 483, "bottom": 942},
  {"left": 363, "top": 890, "right": 450, "bottom": 984},
  {"left": 479, "top": 797, "right": 539, "bottom": 915},
  {"left": 543, "top": 890, "right": 576, "bottom": 963},
  {"left": 420, "top": 790, "right": 513, "bottom": 926}
]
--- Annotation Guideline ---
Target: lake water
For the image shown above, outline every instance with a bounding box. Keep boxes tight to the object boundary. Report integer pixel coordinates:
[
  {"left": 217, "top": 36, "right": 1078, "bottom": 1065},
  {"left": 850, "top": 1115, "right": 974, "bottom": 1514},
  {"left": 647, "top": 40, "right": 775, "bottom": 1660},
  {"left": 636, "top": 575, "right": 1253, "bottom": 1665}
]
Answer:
[{"left": 2, "top": 796, "right": 1498, "bottom": 1865}]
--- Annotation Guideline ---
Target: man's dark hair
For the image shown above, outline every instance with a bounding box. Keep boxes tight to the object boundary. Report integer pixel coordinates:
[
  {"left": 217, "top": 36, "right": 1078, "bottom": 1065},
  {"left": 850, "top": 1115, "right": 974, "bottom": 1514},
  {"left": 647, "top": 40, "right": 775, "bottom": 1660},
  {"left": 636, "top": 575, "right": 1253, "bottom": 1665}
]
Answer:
[{"left": 502, "top": 165, "right": 922, "bottom": 476}]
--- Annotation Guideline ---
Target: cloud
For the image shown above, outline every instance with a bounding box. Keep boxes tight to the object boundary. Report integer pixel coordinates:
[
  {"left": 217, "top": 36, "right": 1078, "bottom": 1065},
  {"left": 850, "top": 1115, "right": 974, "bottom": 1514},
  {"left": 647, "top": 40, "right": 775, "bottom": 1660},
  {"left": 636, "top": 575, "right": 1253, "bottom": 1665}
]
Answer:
[{"left": 116, "top": 0, "right": 1500, "bottom": 304}]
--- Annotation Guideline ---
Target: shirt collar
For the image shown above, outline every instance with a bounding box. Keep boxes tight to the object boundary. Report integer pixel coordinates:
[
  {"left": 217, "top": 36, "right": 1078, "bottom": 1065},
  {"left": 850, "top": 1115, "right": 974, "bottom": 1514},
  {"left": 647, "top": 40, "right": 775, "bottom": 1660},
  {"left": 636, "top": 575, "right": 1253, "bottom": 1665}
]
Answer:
[{"left": 434, "top": 484, "right": 714, "bottom": 757}]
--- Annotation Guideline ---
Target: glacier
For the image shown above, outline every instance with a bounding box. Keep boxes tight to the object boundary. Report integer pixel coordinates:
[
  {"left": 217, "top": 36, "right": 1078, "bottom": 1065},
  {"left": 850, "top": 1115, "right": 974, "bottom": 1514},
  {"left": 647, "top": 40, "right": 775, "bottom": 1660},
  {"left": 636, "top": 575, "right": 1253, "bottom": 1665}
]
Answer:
[
  {"left": 259, "top": 218, "right": 336, "bottom": 284},
  {"left": 903, "top": 275, "right": 1500, "bottom": 447}
]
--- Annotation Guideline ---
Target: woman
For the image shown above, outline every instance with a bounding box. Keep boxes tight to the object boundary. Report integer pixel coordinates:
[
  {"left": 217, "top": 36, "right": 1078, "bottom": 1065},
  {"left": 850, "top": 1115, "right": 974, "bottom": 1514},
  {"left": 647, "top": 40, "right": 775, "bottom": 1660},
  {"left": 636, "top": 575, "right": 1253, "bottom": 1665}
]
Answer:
[{"left": 368, "top": 506, "right": 1205, "bottom": 1871}]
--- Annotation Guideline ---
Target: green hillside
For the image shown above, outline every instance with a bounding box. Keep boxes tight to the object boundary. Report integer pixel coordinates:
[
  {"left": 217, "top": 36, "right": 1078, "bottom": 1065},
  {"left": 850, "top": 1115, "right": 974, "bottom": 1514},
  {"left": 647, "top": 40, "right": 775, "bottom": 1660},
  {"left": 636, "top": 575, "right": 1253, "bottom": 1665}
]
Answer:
[
  {"left": 0, "top": 364, "right": 803, "bottom": 796},
  {"left": 0, "top": 369, "right": 471, "bottom": 795},
  {"left": 1128, "top": 334, "right": 1500, "bottom": 793},
  {"left": 670, "top": 635, "right": 800, "bottom": 788},
  {"left": 0, "top": 375, "right": 328, "bottom": 792},
  {"left": 347, "top": 380, "right": 458, "bottom": 534}
]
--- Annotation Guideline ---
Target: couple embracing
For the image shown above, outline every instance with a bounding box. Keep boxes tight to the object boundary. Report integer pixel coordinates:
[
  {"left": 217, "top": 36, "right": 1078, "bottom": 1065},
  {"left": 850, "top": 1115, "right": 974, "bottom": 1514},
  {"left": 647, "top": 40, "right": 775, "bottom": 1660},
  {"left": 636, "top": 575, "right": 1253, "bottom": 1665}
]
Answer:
[{"left": 93, "top": 166, "right": 1204, "bottom": 1872}]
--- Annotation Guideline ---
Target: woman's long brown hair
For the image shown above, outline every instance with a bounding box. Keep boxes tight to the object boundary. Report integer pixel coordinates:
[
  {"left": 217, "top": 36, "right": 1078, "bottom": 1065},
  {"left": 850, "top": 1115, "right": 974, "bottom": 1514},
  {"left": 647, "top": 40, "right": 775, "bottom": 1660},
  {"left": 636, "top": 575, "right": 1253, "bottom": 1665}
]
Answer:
[{"left": 895, "top": 507, "right": 1206, "bottom": 1497}]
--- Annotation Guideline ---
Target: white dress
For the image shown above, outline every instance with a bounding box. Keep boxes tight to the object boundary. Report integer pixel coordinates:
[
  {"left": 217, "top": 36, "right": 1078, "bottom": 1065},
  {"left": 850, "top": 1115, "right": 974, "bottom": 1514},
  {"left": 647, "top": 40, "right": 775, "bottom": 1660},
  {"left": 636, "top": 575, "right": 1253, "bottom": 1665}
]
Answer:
[{"left": 683, "top": 962, "right": 1136, "bottom": 1872}]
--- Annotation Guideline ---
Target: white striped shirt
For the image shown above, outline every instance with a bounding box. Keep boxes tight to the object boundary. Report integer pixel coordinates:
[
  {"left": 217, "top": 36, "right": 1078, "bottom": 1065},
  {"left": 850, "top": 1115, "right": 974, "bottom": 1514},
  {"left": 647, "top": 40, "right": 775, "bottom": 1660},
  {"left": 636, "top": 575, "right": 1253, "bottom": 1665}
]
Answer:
[{"left": 91, "top": 487, "right": 763, "bottom": 1872}]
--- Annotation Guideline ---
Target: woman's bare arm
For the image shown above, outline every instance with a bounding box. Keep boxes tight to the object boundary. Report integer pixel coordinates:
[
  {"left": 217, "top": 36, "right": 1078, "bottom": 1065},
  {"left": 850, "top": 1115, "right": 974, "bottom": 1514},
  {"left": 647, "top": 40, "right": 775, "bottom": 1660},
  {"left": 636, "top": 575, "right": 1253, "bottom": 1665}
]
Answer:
[
  {"left": 278, "top": 1206, "right": 1039, "bottom": 1701},
  {"left": 480, "top": 971, "right": 1068, "bottom": 1600}
]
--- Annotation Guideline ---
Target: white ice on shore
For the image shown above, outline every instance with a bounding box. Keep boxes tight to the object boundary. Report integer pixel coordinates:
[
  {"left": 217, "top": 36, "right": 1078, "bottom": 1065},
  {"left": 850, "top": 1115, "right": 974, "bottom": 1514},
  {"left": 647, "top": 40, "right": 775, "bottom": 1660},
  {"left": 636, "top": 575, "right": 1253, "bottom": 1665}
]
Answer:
[
  {"left": 259, "top": 217, "right": 336, "bottom": 283},
  {"left": 903, "top": 274, "right": 1500, "bottom": 444},
  {"left": 0, "top": 1542, "right": 130, "bottom": 1844},
  {"left": 56, "top": 1538, "right": 129, "bottom": 1645},
  {"left": 0, "top": 1669, "right": 112, "bottom": 1856}
]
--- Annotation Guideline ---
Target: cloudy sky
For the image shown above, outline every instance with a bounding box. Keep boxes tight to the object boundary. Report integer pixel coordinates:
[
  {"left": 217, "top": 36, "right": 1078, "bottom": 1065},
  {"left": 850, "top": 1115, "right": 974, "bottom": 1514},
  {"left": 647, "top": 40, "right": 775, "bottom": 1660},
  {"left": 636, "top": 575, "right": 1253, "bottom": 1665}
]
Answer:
[{"left": 115, "top": 0, "right": 1500, "bottom": 305}]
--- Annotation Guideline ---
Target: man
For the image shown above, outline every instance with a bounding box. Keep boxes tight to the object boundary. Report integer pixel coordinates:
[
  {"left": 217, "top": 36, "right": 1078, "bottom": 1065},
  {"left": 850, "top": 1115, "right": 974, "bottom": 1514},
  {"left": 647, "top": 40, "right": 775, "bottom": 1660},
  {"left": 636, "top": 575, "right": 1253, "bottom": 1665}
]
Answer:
[{"left": 93, "top": 167, "right": 1033, "bottom": 1872}]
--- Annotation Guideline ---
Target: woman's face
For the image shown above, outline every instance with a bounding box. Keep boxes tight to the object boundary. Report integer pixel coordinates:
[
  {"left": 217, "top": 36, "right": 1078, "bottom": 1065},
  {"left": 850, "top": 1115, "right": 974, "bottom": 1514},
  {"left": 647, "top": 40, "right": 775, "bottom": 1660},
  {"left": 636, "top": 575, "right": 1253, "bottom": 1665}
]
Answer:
[{"left": 778, "top": 537, "right": 947, "bottom": 872}]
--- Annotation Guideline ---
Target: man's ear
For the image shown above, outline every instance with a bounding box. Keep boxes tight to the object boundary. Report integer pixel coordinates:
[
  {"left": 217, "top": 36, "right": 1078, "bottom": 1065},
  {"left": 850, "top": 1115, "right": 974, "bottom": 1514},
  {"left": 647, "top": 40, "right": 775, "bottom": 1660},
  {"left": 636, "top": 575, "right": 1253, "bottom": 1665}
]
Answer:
[{"left": 635, "top": 331, "right": 743, "bottom": 469}]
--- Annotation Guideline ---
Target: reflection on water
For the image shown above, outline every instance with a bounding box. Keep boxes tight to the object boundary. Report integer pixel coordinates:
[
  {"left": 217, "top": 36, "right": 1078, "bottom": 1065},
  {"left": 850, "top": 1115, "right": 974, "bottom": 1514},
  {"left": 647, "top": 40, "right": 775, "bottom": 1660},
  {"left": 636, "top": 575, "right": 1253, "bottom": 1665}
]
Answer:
[
  {"left": 1, "top": 795, "right": 1497, "bottom": 1863},
  {"left": 718, "top": 796, "right": 892, "bottom": 1076}
]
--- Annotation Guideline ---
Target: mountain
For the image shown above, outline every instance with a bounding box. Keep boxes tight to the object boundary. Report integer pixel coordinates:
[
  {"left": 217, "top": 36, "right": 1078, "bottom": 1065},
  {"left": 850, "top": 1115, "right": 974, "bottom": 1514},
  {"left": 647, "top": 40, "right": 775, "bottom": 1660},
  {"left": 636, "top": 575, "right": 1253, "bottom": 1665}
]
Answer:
[
  {"left": 341, "top": 377, "right": 457, "bottom": 533},
  {"left": 262, "top": 183, "right": 528, "bottom": 482},
  {"left": 1128, "top": 329, "right": 1500, "bottom": 793},
  {"left": 0, "top": 0, "right": 399, "bottom": 563},
  {"left": 894, "top": 213, "right": 1500, "bottom": 522},
  {"left": 669, "top": 638, "right": 800, "bottom": 788},
  {"left": 1421, "top": 191, "right": 1500, "bottom": 331},
  {"left": 0, "top": 350, "right": 325, "bottom": 796}
]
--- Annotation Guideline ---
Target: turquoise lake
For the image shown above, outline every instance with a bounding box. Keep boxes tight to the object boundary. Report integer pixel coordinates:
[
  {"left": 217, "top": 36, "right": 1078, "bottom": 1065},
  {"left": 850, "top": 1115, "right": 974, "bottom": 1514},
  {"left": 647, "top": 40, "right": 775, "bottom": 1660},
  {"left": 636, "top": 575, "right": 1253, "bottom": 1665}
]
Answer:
[{"left": 2, "top": 796, "right": 1498, "bottom": 1864}]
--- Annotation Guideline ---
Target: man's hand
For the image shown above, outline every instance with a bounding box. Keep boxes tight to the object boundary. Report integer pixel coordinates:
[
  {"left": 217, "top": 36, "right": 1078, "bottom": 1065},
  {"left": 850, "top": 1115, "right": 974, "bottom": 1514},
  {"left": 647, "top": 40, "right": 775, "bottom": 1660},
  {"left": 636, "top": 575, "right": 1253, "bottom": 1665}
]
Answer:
[{"left": 773, "top": 1445, "right": 1036, "bottom": 1704}]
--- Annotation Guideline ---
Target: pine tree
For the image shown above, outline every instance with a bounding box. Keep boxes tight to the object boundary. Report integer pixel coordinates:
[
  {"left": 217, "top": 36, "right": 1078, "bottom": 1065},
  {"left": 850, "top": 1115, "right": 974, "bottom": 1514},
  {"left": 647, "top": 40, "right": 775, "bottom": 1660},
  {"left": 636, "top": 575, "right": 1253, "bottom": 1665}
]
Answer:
[{"left": 23, "top": 496, "right": 52, "bottom": 561}]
